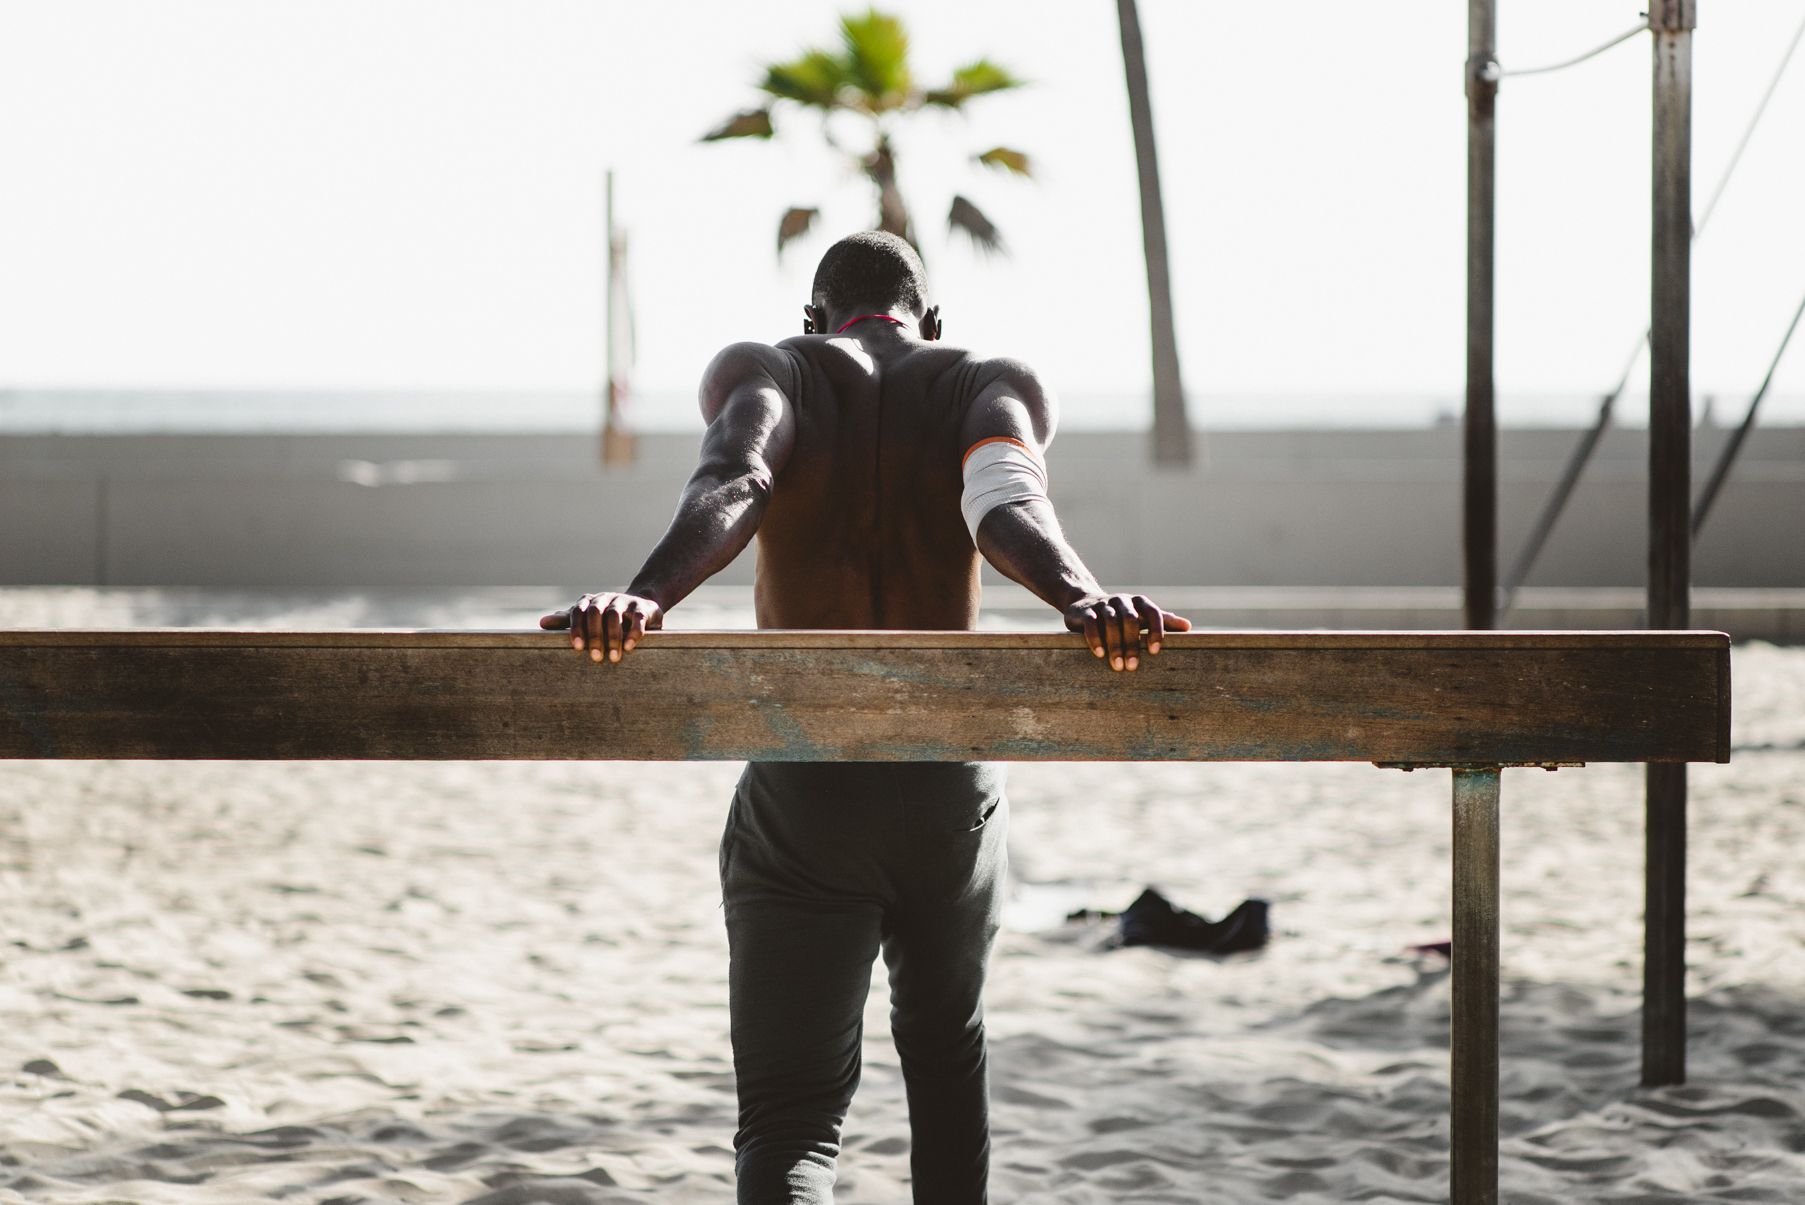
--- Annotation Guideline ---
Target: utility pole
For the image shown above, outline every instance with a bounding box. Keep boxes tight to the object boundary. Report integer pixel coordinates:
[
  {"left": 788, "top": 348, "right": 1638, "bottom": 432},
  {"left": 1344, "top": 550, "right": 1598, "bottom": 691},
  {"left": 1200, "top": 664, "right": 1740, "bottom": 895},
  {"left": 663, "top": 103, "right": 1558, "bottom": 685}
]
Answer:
[
  {"left": 1464, "top": 1, "right": 1499, "bottom": 630},
  {"left": 1115, "top": 0, "right": 1192, "bottom": 467},
  {"left": 1645, "top": 0, "right": 1694, "bottom": 1088},
  {"left": 602, "top": 169, "right": 635, "bottom": 467},
  {"left": 1456, "top": 14, "right": 1500, "bottom": 1195}
]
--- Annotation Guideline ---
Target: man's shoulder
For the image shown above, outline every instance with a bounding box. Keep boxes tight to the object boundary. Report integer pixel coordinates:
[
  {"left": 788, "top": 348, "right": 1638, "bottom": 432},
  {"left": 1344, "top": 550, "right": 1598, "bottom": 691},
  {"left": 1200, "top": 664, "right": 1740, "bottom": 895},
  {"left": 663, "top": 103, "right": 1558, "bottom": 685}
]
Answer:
[
  {"left": 950, "top": 353, "right": 1051, "bottom": 416},
  {"left": 697, "top": 341, "right": 809, "bottom": 424},
  {"left": 702, "top": 340, "right": 805, "bottom": 393},
  {"left": 709, "top": 338, "right": 805, "bottom": 374},
  {"left": 913, "top": 348, "right": 1052, "bottom": 423},
  {"left": 954, "top": 353, "right": 1057, "bottom": 447},
  {"left": 964, "top": 353, "right": 1045, "bottom": 390}
]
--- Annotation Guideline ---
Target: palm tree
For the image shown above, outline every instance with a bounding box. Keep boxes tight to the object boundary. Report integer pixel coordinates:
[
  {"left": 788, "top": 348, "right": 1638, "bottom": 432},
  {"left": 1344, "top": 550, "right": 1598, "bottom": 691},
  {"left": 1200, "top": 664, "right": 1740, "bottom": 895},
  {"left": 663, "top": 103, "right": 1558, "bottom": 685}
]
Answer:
[
  {"left": 1115, "top": 0, "right": 1192, "bottom": 465},
  {"left": 701, "top": 9, "right": 1032, "bottom": 259}
]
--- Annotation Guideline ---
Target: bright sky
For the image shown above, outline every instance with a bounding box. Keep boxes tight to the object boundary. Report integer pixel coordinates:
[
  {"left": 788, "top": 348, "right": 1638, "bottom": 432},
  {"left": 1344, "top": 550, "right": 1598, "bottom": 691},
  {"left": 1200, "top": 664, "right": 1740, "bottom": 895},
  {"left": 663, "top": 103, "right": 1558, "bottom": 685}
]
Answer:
[{"left": 2, "top": 1, "right": 1803, "bottom": 428}]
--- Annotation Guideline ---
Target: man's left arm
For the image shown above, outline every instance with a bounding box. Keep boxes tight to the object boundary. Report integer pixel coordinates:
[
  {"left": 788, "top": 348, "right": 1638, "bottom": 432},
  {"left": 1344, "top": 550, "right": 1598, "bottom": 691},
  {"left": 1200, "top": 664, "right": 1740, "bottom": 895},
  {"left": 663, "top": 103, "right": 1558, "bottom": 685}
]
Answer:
[
  {"left": 960, "top": 359, "right": 1191, "bottom": 671},
  {"left": 540, "top": 342, "right": 797, "bottom": 663}
]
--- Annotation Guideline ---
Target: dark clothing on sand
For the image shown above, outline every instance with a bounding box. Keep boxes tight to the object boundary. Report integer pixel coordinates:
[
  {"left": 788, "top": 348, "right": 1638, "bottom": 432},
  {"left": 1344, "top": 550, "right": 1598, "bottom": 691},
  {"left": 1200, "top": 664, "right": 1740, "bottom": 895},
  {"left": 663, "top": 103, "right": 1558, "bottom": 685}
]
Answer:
[{"left": 721, "top": 761, "right": 1008, "bottom": 1205}]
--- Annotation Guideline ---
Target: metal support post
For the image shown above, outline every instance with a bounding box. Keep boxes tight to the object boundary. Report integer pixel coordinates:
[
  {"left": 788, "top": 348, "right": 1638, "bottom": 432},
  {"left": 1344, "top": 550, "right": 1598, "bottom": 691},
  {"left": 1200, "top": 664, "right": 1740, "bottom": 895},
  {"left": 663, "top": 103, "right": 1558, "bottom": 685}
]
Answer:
[
  {"left": 1465, "top": 2, "right": 1499, "bottom": 630},
  {"left": 1645, "top": 0, "right": 1694, "bottom": 1088},
  {"left": 1452, "top": 766, "right": 1502, "bottom": 1205}
]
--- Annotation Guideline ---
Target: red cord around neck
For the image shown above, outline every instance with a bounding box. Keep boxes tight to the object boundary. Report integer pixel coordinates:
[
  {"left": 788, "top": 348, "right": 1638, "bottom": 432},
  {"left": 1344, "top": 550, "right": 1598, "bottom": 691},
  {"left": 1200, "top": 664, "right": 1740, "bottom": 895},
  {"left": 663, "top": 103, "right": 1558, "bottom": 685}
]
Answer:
[{"left": 835, "top": 313, "right": 907, "bottom": 334}]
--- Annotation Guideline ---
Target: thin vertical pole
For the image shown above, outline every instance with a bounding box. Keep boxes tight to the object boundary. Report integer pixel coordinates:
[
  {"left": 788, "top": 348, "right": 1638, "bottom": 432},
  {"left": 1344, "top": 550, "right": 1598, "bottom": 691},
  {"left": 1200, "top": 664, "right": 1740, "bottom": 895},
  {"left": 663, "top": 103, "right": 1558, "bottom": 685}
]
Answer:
[
  {"left": 1452, "top": 767, "right": 1502, "bottom": 1205},
  {"left": 1115, "top": 0, "right": 1192, "bottom": 467},
  {"left": 94, "top": 478, "right": 109, "bottom": 587},
  {"left": 601, "top": 170, "right": 635, "bottom": 467},
  {"left": 1645, "top": 0, "right": 1694, "bottom": 1088},
  {"left": 604, "top": 169, "right": 617, "bottom": 442},
  {"left": 1465, "top": 2, "right": 1499, "bottom": 630}
]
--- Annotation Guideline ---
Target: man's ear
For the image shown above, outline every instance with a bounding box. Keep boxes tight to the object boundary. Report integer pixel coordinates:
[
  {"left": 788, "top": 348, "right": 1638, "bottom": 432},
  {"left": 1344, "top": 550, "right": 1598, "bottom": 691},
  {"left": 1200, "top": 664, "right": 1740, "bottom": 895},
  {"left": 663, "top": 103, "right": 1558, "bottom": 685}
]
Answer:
[
  {"left": 920, "top": 305, "right": 942, "bottom": 341},
  {"left": 801, "top": 305, "right": 818, "bottom": 335}
]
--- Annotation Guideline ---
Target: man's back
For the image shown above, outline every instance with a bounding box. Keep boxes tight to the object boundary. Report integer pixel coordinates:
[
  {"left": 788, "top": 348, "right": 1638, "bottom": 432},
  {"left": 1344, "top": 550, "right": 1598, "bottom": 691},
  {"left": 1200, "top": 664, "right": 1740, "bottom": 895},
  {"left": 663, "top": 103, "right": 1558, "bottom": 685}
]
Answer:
[
  {"left": 753, "top": 328, "right": 997, "bottom": 630},
  {"left": 540, "top": 229, "right": 1189, "bottom": 1205}
]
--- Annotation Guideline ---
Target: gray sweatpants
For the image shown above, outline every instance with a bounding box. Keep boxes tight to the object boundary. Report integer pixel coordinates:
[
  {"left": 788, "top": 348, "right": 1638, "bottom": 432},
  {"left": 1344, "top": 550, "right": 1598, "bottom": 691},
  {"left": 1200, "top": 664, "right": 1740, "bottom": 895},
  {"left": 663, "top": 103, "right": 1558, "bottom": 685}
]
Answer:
[{"left": 720, "top": 761, "right": 1008, "bottom": 1205}]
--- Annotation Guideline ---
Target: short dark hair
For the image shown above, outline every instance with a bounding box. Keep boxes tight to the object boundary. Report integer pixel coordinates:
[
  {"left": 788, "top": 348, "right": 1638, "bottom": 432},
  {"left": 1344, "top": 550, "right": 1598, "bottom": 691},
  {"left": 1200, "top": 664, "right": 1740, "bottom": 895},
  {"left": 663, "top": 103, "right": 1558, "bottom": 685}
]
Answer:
[{"left": 811, "top": 231, "right": 928, "bottom": 315}]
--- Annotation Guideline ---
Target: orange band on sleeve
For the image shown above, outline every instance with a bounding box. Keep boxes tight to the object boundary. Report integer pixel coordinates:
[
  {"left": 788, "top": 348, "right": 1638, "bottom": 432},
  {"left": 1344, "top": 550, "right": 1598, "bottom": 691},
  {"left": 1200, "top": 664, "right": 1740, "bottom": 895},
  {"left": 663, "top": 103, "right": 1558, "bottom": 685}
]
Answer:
[{"left": 961, "top": 435, "right": 1034, "bottom": 469}]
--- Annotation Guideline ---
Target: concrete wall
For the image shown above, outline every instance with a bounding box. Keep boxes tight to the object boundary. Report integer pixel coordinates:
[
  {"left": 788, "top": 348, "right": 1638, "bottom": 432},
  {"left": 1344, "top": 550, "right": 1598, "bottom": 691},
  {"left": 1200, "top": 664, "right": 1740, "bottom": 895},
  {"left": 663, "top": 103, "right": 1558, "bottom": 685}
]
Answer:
[{"left": 4, "top": 427, "right": 1802, "bottom": 588}]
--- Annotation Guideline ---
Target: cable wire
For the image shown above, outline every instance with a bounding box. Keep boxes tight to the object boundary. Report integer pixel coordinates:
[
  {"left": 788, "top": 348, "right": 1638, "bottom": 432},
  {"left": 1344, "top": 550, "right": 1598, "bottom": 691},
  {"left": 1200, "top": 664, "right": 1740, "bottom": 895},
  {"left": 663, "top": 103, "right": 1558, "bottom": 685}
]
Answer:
[
  {"left": 1695, "top": 11, "right": 1805, "bottom": 235},
  {"left": 1499, "top": 10, "right": 1805, "bottom": 611},
  {"left": 1691, "top": 287, "right": 1805, "bottom": 537},
  {"left": 1501, "top": 22, "right": 1647, "bottom": 78}
]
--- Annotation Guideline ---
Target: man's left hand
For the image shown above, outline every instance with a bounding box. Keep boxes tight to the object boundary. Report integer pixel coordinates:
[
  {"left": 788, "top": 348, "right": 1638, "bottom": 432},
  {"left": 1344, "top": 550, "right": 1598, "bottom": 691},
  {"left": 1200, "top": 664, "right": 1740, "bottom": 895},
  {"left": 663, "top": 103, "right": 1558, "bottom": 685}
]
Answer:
[{"left": 1063, "top": 593, "right": 1191, "bottom": 672}]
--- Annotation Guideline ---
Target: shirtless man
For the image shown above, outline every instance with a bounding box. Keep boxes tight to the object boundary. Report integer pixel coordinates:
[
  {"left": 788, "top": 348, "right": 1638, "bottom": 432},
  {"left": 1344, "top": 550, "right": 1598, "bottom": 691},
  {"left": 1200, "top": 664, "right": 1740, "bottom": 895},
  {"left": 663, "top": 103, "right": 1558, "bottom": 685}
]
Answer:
[{"left": 542, "top": 231, "right": 1189, "bottom": 1204}]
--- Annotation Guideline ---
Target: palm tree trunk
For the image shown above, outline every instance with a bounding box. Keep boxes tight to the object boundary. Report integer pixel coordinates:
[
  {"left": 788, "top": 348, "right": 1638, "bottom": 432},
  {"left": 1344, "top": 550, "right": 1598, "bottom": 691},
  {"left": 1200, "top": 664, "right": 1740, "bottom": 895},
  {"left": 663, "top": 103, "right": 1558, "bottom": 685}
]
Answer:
[
  {"left": 866, "top": 136, "right": 919, "bottom": 255},
  {"left": 1115, "top": 0, "right": 1191, "bottom": 465}
]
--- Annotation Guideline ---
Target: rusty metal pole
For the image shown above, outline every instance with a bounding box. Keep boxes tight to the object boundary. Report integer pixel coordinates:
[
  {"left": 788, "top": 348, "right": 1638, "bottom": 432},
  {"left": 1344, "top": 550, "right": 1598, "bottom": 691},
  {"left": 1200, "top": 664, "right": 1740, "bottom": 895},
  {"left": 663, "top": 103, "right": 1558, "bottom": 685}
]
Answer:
[
  {"left": 1465, "top": 1, "right": 1499, "bottom": 630},
  {"left": 1645, "top": 0, "right": 1694, "bottom": 1088},
  {"left": 1451, "top": 767, "right": 1502, "bottom": 1205}
]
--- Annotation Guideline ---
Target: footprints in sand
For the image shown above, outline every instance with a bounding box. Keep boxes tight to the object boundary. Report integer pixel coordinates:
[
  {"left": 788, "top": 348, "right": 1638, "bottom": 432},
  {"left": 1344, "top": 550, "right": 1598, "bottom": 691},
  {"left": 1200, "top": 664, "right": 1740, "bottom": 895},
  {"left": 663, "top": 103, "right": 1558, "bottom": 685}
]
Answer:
[{"left": 116, "top": 1088, "right": 226, "bottom": 1113}]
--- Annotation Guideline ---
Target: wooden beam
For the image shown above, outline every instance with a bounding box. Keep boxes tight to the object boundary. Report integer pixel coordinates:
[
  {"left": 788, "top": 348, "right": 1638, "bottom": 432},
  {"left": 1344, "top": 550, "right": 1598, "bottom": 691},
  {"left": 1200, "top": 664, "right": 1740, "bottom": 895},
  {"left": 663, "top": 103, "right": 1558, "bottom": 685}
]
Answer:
[
  {"left": 0, "top": 630, "right": 1730, "bottom": 764},
  {"left": 0, "top": 626, "right": 1736, "bottom": 1201}
]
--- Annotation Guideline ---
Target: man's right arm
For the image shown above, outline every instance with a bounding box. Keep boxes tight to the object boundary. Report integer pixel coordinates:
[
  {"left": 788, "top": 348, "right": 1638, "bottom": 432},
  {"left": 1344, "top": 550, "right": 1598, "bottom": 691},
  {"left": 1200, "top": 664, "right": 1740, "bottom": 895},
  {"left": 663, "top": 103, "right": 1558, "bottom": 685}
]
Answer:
[
  {"left": 959, "top": 360, "right": 1190, "bottom": 672},
  {"left": 540, "top": 342, "right": 797, "bottom": 662}
]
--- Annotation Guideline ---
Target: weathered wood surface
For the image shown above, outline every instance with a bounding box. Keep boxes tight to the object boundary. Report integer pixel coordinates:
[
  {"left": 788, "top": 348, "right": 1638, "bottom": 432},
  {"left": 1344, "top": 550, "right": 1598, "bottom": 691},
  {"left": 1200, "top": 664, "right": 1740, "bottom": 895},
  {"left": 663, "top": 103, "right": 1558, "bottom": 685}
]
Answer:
[{"left": 0, "top": 630, "right": 1730, "bottom": 764}]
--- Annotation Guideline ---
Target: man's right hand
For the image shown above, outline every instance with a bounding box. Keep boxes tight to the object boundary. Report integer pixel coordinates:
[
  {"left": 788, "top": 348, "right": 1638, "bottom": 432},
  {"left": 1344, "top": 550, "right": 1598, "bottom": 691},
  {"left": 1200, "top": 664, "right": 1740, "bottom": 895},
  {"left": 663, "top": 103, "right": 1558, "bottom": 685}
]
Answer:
[
  {"left": 539, "top": 592, "right": 664, "bottom": 664},
  {"left": 1063, "top": 593, "right": 1191, "bottom": 672}
]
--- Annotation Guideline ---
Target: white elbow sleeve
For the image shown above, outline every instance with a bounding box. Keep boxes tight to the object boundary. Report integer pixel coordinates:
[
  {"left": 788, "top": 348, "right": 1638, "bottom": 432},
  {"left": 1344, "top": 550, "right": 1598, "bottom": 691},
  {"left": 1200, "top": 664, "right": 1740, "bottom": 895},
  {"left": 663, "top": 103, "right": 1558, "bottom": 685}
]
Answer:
[{"left": 961, "top": 436, "right": 1049, "bottom": 543}]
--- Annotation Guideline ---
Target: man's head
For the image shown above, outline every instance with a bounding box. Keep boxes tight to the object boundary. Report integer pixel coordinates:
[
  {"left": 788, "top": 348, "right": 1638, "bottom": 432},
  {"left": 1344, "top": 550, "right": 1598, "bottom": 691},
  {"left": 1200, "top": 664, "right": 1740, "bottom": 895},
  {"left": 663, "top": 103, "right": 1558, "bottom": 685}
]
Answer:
[{"left": 805, "top": 231, "right": 938, "bottom": 338}]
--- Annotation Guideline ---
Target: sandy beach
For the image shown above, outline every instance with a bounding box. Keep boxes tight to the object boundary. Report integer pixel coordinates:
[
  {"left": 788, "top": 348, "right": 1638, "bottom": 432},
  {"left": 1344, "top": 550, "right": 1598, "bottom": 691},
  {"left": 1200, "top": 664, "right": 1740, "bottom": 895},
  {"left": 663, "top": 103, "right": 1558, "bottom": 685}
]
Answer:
[{"left": 2, "top": 588, "right": 1802, "bottom": 1203}]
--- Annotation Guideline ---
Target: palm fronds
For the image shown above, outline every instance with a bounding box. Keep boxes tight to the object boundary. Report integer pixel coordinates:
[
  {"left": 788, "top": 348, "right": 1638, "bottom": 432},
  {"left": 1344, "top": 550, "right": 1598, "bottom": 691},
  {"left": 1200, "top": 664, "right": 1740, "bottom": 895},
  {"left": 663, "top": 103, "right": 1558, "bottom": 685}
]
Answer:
[
  {"left": 924, "top": 59, "right": 1025, "bottom": 109},
  {"left": 705, "top": 10, "right": 1030, "bottom": 261},
  {"left": 947, "top": 195, "right": 1004, "bottom": 255},
  {"left": 838, "top": 9, "right": 912, "bottom": 111},
  {"left": 700, "top": 108, "right": 775, "bottom": 142},
  {"left": 761, "top": 49, "right": 851, "bottom": 108},
  {"left": 975, "top": 147, "right": 1032, "bottom": 178},
  {"left": 777, "top": 207, "right": 821, "bottom": 256}
]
